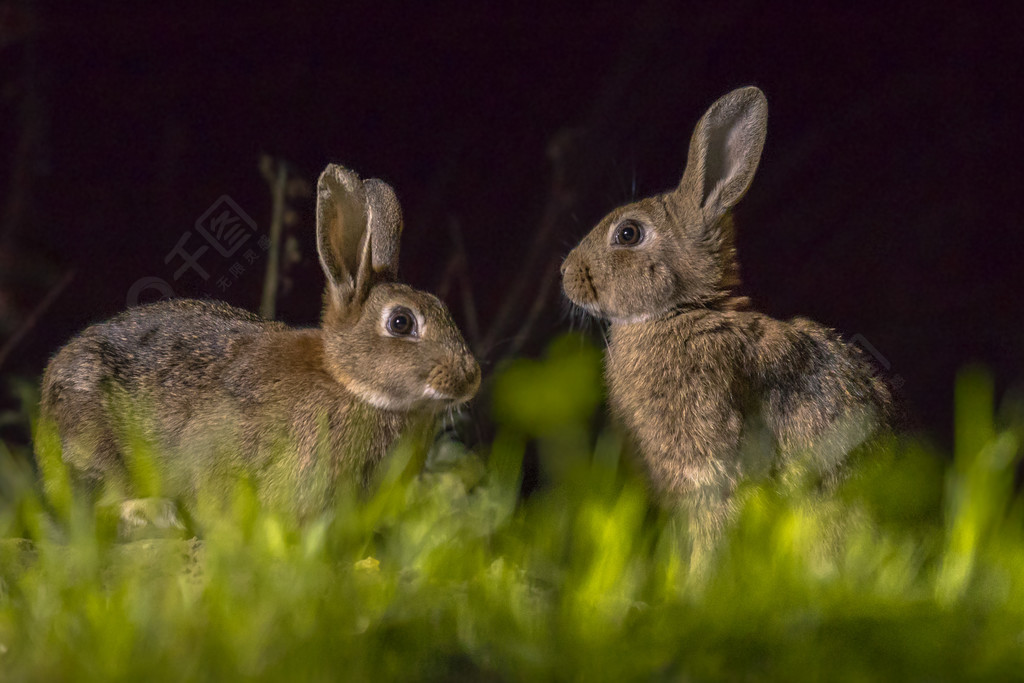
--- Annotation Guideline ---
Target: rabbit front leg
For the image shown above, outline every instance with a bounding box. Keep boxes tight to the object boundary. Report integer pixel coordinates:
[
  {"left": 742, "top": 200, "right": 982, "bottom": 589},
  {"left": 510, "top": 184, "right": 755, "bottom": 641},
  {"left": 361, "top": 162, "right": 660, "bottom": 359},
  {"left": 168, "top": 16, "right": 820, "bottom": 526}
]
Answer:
[
  {"left": 630, "top": 398, "right": 744, "bottom": 576},
  {"left": 608, "top": 362, "right": 744, "bottom": 549},
  {"left": 649, "top": 405, "right": 743, "bottom": 535}
]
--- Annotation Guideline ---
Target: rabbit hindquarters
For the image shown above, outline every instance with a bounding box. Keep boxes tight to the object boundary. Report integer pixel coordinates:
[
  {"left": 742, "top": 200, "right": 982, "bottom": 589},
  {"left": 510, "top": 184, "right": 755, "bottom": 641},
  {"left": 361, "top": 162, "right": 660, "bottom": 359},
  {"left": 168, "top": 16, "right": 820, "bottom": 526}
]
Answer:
[
  {"left": 40, "top": 300, "right": 288, "bottom": 498},
  {"left": 749, "top": 314, "right": 892, "bottom": 487}
]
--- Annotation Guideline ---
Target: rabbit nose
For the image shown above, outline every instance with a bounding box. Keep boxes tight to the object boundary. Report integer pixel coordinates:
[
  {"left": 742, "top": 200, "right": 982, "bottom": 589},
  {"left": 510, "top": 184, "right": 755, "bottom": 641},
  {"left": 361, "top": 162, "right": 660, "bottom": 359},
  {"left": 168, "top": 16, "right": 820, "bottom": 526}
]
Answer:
[
  {"left": 465, "top": 360, "right": 482, "bottom": 397},
  {"left": 560, "top": 259, "right": 570, "bottom": 276},
  {"left": 465, "top": 355, "right": 481, "bottom": 381}
]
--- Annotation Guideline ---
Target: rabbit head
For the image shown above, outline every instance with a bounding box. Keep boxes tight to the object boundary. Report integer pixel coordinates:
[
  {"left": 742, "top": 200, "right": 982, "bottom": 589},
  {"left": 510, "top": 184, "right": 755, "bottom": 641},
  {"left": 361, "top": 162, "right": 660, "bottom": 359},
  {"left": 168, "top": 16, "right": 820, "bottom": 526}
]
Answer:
[
  {"left": 316, "top": 164, "right": 480, "bottom": 411},
  {"left": 562, "top": 86, "right": 768, "bottom": 323}
]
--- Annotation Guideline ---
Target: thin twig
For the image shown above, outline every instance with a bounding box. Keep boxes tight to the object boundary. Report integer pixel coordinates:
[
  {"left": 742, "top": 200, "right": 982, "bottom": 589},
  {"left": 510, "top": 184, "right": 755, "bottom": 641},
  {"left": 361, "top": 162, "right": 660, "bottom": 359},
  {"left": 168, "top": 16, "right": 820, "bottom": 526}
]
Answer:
[
  {"left": 435, "top": 246, "right": 461, "bottom": 304},
  {"left": 506, "top": 257, "right": 561, "bottom": 359},
  {"left": 480, "top": 131, "right": 576, "bottom": 358},
  {"left": 436, "top": 218, "right": 482, "bottom": 351},
  {"left": 0, "top": 269, "right": 75, "bottom": 371},
  {"left": 446, "top": 218, "right": 481, "bottom": 349},
  {"left": 458, "top": 258, "right": 481, "bottom": 352},
  {"left": 259, "top": 156, "right": 288, "bottom": 320}
]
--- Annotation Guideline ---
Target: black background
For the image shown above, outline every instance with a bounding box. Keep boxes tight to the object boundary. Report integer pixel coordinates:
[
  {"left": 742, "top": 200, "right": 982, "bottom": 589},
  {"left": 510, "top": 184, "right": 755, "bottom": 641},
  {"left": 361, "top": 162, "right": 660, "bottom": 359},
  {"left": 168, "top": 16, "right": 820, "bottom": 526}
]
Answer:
[{"left": 2, "top": 2, "right": 1022, "bottom": 446}]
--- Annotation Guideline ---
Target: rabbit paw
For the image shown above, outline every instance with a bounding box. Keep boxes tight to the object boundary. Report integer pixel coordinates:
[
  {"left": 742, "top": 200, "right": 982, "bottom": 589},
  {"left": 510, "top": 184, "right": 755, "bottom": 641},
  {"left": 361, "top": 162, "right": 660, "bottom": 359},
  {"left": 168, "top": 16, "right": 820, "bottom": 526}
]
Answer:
[{"left": 118, "top": 498, "right": 186, "bottom": 539}]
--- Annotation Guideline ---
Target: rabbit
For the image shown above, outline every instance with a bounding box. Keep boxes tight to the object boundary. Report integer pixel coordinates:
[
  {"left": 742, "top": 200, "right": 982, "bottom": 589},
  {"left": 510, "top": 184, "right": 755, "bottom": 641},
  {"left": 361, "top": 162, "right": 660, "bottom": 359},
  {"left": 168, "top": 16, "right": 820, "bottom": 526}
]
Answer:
[
  {"left": 560, "top": 87, "right": 892, "bottom": 541},
  {"left": 39, "top": 163, "right": 481, "bottom": 526}
]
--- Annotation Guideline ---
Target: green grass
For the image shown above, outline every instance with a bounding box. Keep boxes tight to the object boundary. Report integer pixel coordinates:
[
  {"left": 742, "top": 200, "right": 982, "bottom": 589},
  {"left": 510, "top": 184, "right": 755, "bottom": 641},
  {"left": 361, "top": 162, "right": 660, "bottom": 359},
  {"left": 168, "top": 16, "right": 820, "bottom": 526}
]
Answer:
[{"left": 1, "top": 336, "right": 1023, "bottom": 681}]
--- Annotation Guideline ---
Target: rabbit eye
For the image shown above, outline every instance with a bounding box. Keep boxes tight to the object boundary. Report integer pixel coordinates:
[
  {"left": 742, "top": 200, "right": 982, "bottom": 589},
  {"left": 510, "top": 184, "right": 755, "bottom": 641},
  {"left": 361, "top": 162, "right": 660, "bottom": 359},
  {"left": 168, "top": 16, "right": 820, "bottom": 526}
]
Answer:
[
  {"left": 613, "top": 220, "right": 644, "bottom": 246},
  {"left": 386, "top": 307, "right": 417, "bottom": 337}
]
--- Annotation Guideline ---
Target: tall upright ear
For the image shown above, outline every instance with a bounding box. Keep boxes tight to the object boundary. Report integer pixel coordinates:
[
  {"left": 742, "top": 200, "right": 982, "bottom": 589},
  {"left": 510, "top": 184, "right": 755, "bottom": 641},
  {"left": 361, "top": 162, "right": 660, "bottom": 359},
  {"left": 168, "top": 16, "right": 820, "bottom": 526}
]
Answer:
[
  {"left": 316, "top": 164, "right": 373, "bottom": 315},
  {"left": 679, "top": 86, "right": 768, "bottom": 227},
  {"left": 364, "top": 178, "right": 403, "bottom": 281}
]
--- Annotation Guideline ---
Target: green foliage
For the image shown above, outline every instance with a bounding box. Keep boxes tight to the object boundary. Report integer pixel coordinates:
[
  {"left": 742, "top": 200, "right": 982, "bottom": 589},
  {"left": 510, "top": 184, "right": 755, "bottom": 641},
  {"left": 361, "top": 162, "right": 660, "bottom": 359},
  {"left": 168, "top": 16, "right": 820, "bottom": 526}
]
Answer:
[
  {"left": 1, "top": 335, "right": 1023, "bottom": 680},
  {"left": 492, "top": 334, "right": 604, "bottom": 436}
]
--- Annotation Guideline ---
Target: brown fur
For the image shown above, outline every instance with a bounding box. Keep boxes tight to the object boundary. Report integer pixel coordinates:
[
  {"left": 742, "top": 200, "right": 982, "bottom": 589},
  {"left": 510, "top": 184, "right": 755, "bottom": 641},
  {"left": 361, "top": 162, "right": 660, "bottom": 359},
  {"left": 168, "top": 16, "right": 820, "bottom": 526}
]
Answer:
[
  {"left": 40, "top": 165, "right": 480, "bottom": 519},
  {"left": 561, "top": 87, "right": 892, "bottom": 537}
]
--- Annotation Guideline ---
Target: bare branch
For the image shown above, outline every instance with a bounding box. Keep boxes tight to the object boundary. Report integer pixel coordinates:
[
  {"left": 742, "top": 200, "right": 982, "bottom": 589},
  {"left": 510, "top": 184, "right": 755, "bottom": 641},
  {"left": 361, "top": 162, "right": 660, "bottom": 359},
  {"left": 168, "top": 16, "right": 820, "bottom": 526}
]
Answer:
[
  {"left": 480, "top": 130, "right": 577, "bottom": 358},
  {"left": 259, "top": 155, "right": 289, "bottom": 320},
  {"left": 0, "top": 270, "right": 75, "bottom": 372}
]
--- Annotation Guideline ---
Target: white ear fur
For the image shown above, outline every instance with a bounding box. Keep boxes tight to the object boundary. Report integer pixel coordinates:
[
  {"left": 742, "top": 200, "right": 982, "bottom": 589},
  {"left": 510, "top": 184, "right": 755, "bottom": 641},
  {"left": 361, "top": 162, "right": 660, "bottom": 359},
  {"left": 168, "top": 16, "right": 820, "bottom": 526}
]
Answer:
[{"left": 681, "top": 86, "right": 768, "bottom": 226}]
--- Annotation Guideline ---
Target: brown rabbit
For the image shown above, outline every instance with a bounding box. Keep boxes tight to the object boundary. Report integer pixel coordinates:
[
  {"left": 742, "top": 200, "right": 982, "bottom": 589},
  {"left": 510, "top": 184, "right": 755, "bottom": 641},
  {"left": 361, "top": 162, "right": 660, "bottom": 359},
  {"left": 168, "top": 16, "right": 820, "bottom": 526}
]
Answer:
[
  {"left": 40, "top": 164, "right": 481, "bottom": 525},
  {"left": 561, "top": 87, "right": 892, "bottom": 539}
]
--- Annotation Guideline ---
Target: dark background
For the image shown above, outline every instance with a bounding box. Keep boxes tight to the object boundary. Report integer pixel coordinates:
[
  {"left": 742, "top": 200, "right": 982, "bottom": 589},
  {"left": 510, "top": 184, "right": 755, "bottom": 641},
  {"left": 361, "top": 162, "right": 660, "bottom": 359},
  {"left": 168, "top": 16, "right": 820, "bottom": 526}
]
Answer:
[{"left": 1, "top": 2, "right": 1021, "bottom": 446}]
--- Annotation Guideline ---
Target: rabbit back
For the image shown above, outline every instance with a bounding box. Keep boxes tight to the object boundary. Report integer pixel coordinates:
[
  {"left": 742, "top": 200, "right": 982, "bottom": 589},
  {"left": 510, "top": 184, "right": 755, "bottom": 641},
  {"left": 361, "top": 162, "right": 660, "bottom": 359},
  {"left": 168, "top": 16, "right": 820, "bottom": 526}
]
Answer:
[{"left": 41, "top": 300, "right": 269, "bottom": 481}]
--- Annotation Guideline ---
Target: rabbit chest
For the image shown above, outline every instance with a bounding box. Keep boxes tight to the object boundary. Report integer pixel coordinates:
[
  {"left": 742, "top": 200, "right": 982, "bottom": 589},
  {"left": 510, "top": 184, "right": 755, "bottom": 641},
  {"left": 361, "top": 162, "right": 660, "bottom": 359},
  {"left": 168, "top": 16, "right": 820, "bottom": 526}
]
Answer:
[{"left": 605, "top": 309, "right": 761, "bottom": 492}]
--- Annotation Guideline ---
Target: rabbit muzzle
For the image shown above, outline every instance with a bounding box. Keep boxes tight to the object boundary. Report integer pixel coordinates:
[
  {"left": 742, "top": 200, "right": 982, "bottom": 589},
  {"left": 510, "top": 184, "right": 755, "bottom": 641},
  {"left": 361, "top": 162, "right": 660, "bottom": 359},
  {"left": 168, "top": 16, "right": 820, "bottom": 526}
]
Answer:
[
  {"left": 424, "top": 352, "right": 481, "bottom": 407},
  {"left": 560, "top": 250, "right": 602, "bottom": 315}
]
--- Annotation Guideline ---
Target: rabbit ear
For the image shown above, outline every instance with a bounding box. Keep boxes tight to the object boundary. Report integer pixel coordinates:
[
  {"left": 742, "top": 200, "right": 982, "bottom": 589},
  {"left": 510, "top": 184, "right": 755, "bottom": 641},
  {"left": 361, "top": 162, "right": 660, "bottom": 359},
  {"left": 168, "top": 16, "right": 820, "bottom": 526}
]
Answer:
[
  {"left": 316, "top": 164, "right": 374, "bottom": 314},
  {"left": 679, "top": 86, "right": 768, "bottom": 226},
  {"left": 364, "top": 178, "right": 403, "bottom": 281}
]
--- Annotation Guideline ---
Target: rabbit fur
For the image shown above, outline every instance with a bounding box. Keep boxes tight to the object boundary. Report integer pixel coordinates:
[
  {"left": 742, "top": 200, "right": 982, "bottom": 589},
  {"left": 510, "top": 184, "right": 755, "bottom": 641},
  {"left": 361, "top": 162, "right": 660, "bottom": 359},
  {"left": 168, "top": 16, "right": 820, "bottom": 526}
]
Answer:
[
  {"left": 561, "top": 87, "right": 892, "bottom": 538},
  {"left": 40, "top": 164, "right": 481, "bottom": 521}
]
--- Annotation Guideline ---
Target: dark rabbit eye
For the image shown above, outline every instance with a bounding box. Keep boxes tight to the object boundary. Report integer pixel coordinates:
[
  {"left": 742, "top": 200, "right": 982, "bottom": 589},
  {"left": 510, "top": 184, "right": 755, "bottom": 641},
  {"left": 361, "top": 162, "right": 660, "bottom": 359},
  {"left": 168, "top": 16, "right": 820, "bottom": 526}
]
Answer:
[
  {"left": 614, "top": 220, "right": 644, "bottom": 246},
  {"left": 386, "top": 307, "right": 417, "bottom": 337}
]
